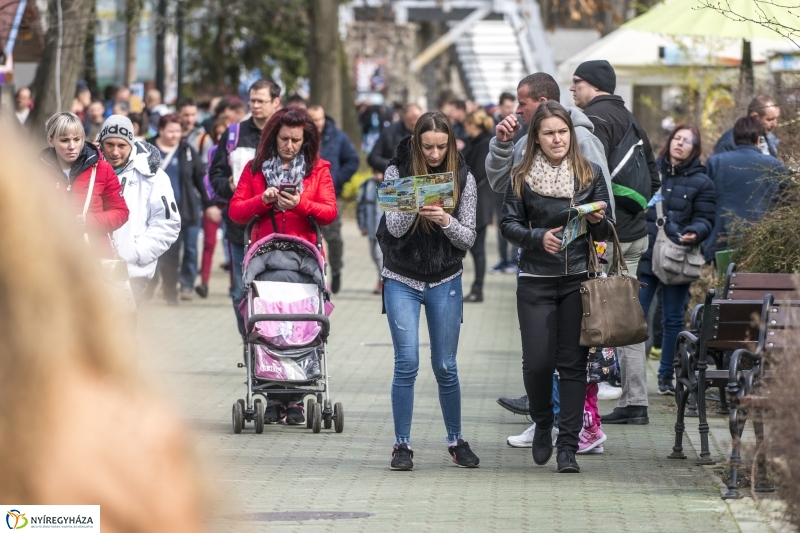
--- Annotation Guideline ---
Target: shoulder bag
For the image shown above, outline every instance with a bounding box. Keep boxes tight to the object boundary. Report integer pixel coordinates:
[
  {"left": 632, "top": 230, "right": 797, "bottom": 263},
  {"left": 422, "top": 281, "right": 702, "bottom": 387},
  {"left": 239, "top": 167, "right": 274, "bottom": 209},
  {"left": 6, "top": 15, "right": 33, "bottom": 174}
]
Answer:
[
  {"left": 83, "top": 165, "right": 137, "bottom": 313},
  {"left": 651, "top": 198, "right": 704, "bottom": 285},
  {"left": 580, "top": 224, "right": 649, "bottom": 348}
]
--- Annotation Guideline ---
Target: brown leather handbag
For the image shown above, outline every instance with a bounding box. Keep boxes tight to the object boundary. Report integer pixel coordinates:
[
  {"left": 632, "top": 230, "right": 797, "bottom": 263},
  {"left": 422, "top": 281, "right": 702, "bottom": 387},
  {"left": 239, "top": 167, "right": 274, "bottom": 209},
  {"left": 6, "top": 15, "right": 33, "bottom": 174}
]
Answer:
[{"left": 579, "top": 224, "right": 649, "bottom": 348}]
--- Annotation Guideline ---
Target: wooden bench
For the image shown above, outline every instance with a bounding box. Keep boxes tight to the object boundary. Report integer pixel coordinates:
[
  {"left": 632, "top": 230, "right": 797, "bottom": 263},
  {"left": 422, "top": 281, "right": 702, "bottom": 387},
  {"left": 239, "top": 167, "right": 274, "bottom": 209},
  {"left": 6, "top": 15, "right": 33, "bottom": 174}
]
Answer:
[
  {"left": 723, "top": 295, "right": 800, "bottom": 499},
  {"left": 669, "top": 290, "right": 761, "bottom": 464},
  {"left": 685, "top": 263, "right": 799, "bottom": 415}
]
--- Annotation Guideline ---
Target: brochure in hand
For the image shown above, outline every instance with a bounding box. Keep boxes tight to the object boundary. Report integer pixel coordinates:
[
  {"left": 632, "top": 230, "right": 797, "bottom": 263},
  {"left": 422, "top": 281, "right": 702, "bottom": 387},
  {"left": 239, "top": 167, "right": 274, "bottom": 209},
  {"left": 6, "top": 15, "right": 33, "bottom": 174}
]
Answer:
[
  {"left": 560, "top": 201, "right": 607, "bottom": 250},
  {"left": 377, "top": 172, "right": 455, "bottom": 212}
]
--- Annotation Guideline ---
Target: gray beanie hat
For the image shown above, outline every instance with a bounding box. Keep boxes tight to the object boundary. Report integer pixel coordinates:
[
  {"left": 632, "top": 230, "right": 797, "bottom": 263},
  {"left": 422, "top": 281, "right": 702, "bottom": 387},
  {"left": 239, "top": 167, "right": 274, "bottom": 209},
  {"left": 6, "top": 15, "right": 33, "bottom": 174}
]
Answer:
[
  {"left": 97, "top": 115, "right": 135, "bottom": 149},
  {"left": 574, "top": 60, "right": 616, "bottom": 94}
]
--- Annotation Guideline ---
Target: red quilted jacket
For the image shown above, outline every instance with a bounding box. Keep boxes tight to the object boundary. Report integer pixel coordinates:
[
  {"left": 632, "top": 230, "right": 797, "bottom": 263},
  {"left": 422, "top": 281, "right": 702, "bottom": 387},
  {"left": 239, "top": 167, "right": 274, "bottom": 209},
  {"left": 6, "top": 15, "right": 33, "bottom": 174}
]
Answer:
[{"left": 229, "top": 158, "right": 337, "bottom": 247}]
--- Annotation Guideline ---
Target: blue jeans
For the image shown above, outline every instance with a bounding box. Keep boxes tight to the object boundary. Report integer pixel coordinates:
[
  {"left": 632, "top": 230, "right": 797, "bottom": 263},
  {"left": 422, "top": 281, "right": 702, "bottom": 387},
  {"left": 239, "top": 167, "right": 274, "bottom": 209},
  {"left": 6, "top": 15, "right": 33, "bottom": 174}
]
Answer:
[
  {"left": 229, "top": 242, "right": 246, "bottom": 336},
  {"left": 179, "top": 223, "right": 200, "bottom": 290},
  {"left": 384, "top": 277, "right": 463, "bottom": 445},
  {"left": 639, "top": 271, "right": 691, "bottom": 380}
]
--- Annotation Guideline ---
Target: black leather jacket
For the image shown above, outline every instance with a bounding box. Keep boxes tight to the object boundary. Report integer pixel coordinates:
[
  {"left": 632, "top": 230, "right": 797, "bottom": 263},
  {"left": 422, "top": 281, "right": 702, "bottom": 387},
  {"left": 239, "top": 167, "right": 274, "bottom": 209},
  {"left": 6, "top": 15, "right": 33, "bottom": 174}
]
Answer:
[{"left": 500, "top": 162, "right": 613, "bottom": 276}]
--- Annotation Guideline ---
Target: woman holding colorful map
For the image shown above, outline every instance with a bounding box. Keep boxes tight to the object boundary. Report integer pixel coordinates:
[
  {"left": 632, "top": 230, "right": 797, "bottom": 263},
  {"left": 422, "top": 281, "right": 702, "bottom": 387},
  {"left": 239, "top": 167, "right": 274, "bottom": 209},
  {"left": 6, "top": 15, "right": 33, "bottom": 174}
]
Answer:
[
  {"left": 377, "top": 111, "right": 480, "bottom": 471},
  {"left": 500, "top": 101, "right": 613, "bottom": 474}
]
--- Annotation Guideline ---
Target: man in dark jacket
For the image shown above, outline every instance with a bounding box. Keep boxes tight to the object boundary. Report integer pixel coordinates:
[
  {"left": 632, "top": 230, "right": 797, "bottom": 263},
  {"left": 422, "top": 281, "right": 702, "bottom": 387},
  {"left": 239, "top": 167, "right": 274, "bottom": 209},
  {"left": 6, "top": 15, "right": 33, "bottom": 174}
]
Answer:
[
  {"left": 705, "top": 115, "right": 786, "bottom": 261},
  {"left": 308, "top": 104, "right": 360, "bottom": 293},
  {"left": 367, "top": 104, "right": 423, "bottom": 174},
  {"left": 209, "top": 78, "right": 281, "bottom": 335},
  {"left": 714, "top": 94, "right": 780, "bottom": 157},
  {"left": 571, "top": 60, "right": 661, "bottom": 425}
]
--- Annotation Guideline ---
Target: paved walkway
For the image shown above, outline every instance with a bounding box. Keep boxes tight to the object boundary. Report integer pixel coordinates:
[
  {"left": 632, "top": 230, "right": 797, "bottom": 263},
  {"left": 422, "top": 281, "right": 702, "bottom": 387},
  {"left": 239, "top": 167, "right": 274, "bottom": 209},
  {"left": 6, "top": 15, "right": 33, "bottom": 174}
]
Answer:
[{"left": 138, "top": 219, "right": 789, "bottom": 532}]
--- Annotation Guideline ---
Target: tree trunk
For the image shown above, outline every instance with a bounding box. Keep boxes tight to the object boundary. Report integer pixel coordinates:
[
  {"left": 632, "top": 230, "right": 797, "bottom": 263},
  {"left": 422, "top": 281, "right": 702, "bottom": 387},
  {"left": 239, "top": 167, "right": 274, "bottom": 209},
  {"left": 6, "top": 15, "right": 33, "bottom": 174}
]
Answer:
[
  {"left": 308, "top": 0, "right": 342, "bottom": 123},
  {"left": 124, "top": 0, "right": 141, "bottom": 86},
  {"left": 338, "top": 43, "right": 361, "bottom": 149},
  {"left": 29, "top": 0, "right": 94, "bottom": 140},
  {"left": 83, "top": 0, "right": 97, "bottom": 93}
]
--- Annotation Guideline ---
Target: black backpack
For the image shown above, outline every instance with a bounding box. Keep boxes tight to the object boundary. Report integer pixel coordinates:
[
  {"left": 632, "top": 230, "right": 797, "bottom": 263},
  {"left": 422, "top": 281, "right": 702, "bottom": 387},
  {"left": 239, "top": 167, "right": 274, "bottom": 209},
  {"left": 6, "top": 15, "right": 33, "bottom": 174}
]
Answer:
[{"left": 608, "top": 119, "right": 652, "bottom": 213}]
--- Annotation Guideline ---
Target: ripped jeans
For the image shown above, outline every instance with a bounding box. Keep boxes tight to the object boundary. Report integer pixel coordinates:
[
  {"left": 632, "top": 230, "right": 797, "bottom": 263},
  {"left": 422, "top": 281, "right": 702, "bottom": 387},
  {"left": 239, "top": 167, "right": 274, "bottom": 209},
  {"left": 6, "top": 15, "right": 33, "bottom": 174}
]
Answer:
[{"left": 384, "top": 277, "right": 463, "bottom": 445}]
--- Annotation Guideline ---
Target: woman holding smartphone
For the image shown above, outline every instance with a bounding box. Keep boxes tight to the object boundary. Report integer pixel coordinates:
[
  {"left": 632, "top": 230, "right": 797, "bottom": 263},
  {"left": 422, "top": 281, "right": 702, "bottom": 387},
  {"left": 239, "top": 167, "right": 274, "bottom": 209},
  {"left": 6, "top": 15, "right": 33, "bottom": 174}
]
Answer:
[
  {"left": 229, "top": 106, "right": 337, "bottom": 424},
  {"left": 379, "top": 111, "right": 480, "bottom": 471}
]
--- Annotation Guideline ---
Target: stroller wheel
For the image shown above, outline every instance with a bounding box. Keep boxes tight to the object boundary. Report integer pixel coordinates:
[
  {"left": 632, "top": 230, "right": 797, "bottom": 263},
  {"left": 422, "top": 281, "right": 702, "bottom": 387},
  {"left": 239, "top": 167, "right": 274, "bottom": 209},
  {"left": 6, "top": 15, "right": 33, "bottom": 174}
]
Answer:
[
  {"left": 334, "top": 402, "right": 344, "bottom": 433},
  {"left": 324, "top": 399, "right": 332, "bottom": 430},
  {"left": 254, "top": 399, "right": 264, "bottom": 434},
  {"left": 306, "top": 398, "right": 316, "bottom": 429},
  {"left": 311, "top": 402, "right": 322, "bottom": 434},
  {"left": 237, "top": 399, "right": 245, "bottom": 413},
  {"left": 232, "top": 401, "right": 244, "bottom": 434}
]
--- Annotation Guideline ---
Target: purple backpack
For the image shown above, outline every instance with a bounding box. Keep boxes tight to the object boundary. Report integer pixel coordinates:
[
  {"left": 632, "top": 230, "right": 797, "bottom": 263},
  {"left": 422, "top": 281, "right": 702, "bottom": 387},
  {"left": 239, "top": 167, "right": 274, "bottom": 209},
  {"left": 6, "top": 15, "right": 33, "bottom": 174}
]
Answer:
[{"left": 203, "top": 122, "right": 240, "bottom": 204}]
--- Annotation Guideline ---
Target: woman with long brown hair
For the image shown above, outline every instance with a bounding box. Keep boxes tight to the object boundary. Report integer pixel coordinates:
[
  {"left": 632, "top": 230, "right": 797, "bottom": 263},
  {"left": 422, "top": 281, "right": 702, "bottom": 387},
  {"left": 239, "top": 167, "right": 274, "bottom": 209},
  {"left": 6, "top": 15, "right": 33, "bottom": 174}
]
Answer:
[
  {"left": 501, "top": 100, "right": 613, "bottom": 473},
  {"left": 379, "top": 111, "right": 480, "bottom": 471}
]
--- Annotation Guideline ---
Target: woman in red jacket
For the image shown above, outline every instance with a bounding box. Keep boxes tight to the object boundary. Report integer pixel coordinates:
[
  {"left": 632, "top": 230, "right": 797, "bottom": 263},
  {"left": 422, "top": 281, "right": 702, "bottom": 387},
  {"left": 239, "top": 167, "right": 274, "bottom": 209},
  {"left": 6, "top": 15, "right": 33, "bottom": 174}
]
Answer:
[
  {"left": 229, "top": 106, "right": 336, "bottom": 425},
  {"left": 41, "top": 112, "right": 129, "bottom": 257},
  {"left": 229, "top": 106, "right": 337, "bottom": 249}
]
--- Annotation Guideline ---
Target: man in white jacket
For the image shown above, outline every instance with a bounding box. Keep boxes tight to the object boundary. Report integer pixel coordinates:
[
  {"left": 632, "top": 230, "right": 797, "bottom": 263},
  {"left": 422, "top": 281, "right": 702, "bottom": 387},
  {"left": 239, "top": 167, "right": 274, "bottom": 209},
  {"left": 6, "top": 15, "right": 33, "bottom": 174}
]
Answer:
[{"left": 98, "top": 115, "right": 181, "bottom": 304}]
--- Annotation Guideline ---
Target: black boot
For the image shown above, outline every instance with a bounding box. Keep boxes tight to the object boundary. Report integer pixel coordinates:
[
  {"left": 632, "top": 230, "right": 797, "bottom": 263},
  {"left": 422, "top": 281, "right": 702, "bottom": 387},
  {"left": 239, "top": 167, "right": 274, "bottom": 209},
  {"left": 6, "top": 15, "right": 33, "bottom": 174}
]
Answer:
[
  {"left": 557, "top": 449, "right": 580, "bottom": 473},
  {"left": 331, "top": 271, "right": 341, "bottom": 294},
  {"left": 532, "top": 427, "right": 554, "bottom": 465}
]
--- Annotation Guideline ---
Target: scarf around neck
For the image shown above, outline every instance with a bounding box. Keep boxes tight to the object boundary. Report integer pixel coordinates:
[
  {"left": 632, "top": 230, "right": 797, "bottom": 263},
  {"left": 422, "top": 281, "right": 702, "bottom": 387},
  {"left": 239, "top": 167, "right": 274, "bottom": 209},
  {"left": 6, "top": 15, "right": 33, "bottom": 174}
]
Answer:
[
  {"left": 526, "top": 150, "right": 573, "bottom": 199},
  {"left": 261, "top": 154, "right": 306, "bottom": 194}
]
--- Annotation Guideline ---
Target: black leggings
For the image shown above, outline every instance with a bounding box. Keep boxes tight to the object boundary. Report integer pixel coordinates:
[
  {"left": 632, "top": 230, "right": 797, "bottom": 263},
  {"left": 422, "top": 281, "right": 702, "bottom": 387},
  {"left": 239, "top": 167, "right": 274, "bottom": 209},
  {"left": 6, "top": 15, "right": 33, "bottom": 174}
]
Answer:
[
  {"left": 517, "top": 274, "right": 588, "bottom": 453},
  {"left": 469, "top": 226, "right": 487, "bottom": 295}
]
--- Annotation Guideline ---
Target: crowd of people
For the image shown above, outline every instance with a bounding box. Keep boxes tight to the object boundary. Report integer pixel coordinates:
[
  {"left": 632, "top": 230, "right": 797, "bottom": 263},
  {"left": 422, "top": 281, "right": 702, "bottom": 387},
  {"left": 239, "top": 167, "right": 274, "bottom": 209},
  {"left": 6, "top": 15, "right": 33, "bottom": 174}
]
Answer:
[{"left": 24, "top": 54, "right": 787, "bottom": 474}]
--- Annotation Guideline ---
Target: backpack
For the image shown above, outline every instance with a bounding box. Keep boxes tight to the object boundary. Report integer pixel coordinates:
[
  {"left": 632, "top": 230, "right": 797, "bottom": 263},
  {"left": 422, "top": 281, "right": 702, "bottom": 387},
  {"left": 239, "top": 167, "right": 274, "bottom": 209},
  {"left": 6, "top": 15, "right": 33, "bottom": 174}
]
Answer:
[
  {"left": 608, "top": 118, "right": 652, "bottom": 213},
  {"left": 202, "top": 122, "right": 240, "bottom": 204}
]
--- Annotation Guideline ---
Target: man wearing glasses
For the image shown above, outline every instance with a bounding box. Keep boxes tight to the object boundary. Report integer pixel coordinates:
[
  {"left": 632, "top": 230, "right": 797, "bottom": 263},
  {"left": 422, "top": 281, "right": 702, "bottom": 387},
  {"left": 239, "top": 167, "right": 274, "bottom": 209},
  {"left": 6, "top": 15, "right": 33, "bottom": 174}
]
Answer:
[
  {"left": 570, "top": 60, "right": 661, "bottom": 424},
  {"left": 209, "top": 78, "right": 282, "bottom": 339}
]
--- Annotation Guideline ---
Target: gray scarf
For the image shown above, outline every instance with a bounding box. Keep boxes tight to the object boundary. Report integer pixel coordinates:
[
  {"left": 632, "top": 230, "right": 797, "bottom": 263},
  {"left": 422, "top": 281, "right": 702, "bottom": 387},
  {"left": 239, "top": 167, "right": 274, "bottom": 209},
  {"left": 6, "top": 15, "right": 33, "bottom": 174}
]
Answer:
[{"left": 261, "top": 154, "right": 306, "bottom": 193}]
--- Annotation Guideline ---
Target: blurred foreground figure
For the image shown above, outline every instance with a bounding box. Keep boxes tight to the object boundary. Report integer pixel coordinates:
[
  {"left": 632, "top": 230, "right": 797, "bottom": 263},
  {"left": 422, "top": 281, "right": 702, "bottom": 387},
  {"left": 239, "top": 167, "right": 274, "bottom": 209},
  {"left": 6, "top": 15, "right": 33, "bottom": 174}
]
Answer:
[{"left": 0, "top": 120, "right": 207, "bottom": 532}]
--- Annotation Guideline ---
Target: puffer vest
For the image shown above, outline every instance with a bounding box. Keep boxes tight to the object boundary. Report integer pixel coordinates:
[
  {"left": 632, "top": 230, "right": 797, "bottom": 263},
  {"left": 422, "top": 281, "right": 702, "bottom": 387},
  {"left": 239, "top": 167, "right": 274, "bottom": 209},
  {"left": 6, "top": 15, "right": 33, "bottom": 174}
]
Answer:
[{"left": 379, "top": 138, "right": 469, "bottom": 284}]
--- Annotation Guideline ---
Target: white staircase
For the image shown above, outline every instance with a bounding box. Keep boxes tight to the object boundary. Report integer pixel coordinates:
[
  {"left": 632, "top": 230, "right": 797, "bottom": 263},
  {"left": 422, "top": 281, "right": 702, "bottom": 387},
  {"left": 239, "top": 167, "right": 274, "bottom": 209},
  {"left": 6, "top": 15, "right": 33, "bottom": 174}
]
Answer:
[{"left": 454, "top": 20, "right": 527, "bottom": 105}]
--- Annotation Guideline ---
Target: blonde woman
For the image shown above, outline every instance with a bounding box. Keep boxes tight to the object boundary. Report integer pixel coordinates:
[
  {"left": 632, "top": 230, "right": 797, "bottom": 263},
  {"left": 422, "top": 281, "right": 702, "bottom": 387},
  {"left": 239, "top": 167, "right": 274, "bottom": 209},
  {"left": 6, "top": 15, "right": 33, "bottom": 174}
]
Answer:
[
  {"left": 41, "top": 111, "right": 129, "bottom": 257},
  {"left": 0, "top": 122, "right": 205, "bottom": 531},
  {"left": 500, "top": 101, "right": 613, "bottom": 473}
]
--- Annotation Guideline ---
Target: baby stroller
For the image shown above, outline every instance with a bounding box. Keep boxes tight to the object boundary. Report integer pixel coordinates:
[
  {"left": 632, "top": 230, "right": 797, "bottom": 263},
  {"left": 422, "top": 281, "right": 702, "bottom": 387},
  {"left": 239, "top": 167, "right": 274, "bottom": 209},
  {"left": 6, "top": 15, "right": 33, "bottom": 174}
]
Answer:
[{"left": 231, "top": 214, "right": 342, "bottom": 434}]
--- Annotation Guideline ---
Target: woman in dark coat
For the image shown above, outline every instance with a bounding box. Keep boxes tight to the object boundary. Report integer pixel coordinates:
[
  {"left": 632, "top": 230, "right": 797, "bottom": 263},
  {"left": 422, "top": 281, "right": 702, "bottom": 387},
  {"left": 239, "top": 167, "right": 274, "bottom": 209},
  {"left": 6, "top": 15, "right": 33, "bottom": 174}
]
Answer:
[
  {"left": 638, "top": 124, "right": 715, "bottom": 394},
  {"left": 462, "top": 109, "right": 495, "bottom": 302}
]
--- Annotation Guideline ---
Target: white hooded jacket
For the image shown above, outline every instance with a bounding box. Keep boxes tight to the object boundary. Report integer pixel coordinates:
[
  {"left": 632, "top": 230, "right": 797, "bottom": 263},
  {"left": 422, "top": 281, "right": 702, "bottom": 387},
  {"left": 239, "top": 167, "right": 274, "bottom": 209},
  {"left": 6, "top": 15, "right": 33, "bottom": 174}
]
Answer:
[{"left": 111, "top": 141, "right": 181, "bottom": 279}]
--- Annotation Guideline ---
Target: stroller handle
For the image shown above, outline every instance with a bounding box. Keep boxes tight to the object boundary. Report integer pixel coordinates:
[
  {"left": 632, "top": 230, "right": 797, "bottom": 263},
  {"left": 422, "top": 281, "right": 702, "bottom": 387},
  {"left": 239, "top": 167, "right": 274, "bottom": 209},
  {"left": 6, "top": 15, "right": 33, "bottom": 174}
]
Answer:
[
  {"left": 247, "top": 313, "right": 330, "bottom": 339},
  {"left": 244, "top": 215, "right": 260, "bottom": 246},
  {"left": 308, "top": 216, "right": 323, "bottom": 253}
]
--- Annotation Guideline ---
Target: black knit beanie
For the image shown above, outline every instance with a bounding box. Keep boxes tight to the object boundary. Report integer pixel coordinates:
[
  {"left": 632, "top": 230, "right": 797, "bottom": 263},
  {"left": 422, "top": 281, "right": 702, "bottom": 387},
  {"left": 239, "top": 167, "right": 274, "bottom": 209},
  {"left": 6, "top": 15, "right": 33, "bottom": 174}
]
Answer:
[{"left": 574, "top": 60, "right": 616, "bottom": 94}]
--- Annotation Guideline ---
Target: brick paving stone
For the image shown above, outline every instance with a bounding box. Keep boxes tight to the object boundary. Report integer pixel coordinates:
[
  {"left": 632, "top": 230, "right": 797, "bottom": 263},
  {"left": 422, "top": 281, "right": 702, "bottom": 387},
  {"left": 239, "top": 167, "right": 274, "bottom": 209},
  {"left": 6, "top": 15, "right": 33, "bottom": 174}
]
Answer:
[{"left": 137, "top": 218, "right": 776, "bottom": 533}]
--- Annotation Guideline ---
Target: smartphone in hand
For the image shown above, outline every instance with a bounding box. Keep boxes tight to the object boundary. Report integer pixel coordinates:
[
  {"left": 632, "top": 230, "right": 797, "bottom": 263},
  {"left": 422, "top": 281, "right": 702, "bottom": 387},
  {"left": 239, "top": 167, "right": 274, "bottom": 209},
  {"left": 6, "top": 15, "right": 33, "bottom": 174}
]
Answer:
[{"left": 279, "top": 183, "right": 298, "bottom": 195}]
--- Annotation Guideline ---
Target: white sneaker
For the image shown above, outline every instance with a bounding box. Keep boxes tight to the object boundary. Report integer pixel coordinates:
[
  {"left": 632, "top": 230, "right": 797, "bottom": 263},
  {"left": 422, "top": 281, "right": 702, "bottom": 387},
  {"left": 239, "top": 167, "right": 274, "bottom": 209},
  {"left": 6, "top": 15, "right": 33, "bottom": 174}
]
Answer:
[
  {"left": 507, "top": 423, "right": 559, "bottom": 447},
  {"left": 507, "top": 423, "right": 536, "bottom": 447},
  {"left": 597, "top": 382, "right": 622, "bottom": 401}
]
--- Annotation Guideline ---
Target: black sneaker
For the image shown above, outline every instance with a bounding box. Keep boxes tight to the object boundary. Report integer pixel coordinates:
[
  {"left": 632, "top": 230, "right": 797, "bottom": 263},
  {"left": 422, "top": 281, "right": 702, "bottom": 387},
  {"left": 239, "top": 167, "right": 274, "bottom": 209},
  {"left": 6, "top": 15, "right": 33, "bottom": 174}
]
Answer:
[
  {"left": 601, "top": 406, "right": 649, "bottom": 425},
  {"left": 497, "top": 395, "right": 529, "bottom": 415},
  {"left": 195, "top": 283, "right": 208, "bottom": 298},
  {"left": 557, "top": 449, "right": 580, "bottom": 473},
  {"left": 532, "top": 427, "right": 554, "bottom": 465},
  {"left": 285, "top": 404, "right": 305, "bottom": 425},
  {"left": 264, "top": 403, "right": 282, "bottom": 424},
  {"left": 391, "top": 444, "right": 414, "bottom": 471},
  {"left": 658, "top": 377, "right": 676, "bottom": 395},
  {"left": 331, "top": 271, "right": 341, "bottom": 294},
  {"left": 463, "top": 292, "right": 483, "bottom": 303},
  {"left": 448, "top": 439, "right": 480, "bottom": 467}
]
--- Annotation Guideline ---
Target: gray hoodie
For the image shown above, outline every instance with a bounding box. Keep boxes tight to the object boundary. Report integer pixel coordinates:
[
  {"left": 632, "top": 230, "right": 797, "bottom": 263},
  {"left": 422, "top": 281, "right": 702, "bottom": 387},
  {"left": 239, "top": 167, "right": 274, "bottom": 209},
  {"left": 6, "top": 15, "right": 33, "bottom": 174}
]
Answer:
[{"left": 485, "top": 106, "right": 615, "bottom": 216}]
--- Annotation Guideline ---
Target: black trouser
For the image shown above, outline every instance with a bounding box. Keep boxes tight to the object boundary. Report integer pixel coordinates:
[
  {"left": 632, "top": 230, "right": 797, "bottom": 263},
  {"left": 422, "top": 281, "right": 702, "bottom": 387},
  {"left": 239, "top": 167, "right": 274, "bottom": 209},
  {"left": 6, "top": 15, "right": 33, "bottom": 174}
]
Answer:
[
  {"left": 517, "top": 274, "right": 588, "bottom": 453},
  {"left": 468, "top": 226, "right": 487, "bottom": 295}
]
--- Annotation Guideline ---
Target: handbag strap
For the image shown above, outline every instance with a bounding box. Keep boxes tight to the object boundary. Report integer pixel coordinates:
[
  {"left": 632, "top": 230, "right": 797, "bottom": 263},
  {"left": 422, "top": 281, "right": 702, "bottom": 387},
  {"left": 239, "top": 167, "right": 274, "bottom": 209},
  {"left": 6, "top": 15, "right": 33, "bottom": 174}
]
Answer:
[
  {"left": 589, "top": 223, "right": 630, "bottom": 277},
  {"left": 82, "top": 164, "right": 98, "bottom": 245}
]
